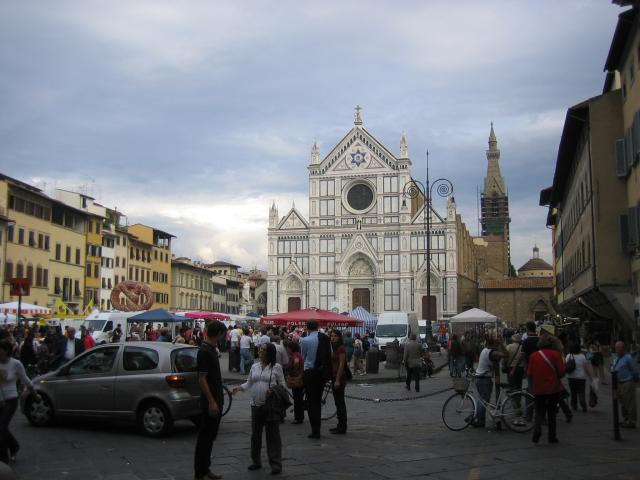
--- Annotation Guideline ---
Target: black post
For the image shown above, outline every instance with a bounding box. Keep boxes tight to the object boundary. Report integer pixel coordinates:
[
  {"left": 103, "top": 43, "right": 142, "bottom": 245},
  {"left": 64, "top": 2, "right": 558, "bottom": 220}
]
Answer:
[
  {"left": 612, "top": 370, "right": 621, "bottom": 440},
  {"left": 17, "top": 293, "right": 22, "bottom": 329}
]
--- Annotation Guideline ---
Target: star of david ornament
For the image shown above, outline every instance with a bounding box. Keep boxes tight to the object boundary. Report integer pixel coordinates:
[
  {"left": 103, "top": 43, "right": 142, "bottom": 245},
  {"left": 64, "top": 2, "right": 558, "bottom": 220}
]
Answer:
[{"left": 350, "top": 149, "right": 368, "bottom": 168}]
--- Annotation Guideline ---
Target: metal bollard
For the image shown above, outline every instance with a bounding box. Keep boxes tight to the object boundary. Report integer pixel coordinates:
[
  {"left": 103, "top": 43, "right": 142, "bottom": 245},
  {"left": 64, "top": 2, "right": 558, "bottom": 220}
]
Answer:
[{"left": 612, "top": 370, "right": 621, "bottom": 441}]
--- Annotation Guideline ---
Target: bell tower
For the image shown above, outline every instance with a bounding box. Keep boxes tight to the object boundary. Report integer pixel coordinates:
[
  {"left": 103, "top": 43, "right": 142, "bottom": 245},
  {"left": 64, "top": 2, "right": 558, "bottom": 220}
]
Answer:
[{"left": 480, "top": 123, "right": 512, "bottom": 270}]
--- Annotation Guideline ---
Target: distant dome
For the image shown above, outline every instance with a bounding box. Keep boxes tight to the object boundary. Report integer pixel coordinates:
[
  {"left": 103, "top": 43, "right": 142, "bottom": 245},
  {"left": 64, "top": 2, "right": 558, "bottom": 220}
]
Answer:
[{"left": 518, "top": 258, "right": 553, "bottom": 272}]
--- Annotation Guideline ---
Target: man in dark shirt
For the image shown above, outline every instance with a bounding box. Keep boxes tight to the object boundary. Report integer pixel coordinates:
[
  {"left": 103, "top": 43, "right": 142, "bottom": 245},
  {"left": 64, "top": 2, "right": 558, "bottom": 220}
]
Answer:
[
  {"left": 513, "top": 321, "right": 539, "bottom": 422},
  {"left": 194, "top": 320, "right": 227, "bottom": 480}
]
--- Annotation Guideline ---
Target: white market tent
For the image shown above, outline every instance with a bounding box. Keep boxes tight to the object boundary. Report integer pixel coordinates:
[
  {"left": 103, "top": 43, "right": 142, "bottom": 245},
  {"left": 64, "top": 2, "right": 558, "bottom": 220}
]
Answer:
[
  {"left": 0, "top": 301, "right": 51, "bottom": 316},
  {"left": 450, "top": 308, "right": 499, "bottom": 336},
  {"left": 0, "top": 313, "right": 17, "bottom": 324}
]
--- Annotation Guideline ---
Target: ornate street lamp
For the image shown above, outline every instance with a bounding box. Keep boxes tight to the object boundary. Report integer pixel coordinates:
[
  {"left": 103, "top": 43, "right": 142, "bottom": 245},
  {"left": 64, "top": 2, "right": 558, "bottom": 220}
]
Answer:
[{"left": 402, "top": 152, "right": 453, "bottom": 332}]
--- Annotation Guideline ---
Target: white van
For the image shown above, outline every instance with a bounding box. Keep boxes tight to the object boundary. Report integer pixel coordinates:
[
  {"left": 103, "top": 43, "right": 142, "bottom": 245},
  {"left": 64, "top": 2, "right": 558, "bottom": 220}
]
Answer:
[
  {"left": 418, "top": 320, "right": 428, "bottom": 342},
  {"left": 375, "top": 312, "right": 419, "bottom": 350},
  {"left": 83, "top": 310, "right": 144, "bottom": 344}
]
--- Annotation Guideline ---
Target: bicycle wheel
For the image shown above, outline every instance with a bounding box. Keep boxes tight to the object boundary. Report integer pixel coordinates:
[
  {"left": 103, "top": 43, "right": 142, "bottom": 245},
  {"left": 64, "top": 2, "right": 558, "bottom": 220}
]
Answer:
[
  {"left": 320, "top": 383, "right": 337, "bottom": 421},
  {"left": 501, "top": 391, "right": 535, "bottom": 433},
  {"left": 442, "top": 392, "right": 475, "bottom": 431},
  {"left": 222, "top": 385, "right": 233, "bottom": 417}
]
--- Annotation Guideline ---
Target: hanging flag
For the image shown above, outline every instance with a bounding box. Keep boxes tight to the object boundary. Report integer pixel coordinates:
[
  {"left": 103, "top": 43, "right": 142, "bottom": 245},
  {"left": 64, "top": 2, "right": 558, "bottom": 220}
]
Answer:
[{"left": 82, "top": 298, "right": 94, "bottom": 315}]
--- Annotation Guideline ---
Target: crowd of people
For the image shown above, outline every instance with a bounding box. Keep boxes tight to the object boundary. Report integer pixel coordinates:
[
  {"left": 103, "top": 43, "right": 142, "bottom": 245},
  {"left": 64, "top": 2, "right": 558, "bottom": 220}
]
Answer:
[
  {"left": 195, "top": 320, "right": 358, "bottom": 479},
  {"left": 456, "top": 321, "right": 639, "bottom": 445}
]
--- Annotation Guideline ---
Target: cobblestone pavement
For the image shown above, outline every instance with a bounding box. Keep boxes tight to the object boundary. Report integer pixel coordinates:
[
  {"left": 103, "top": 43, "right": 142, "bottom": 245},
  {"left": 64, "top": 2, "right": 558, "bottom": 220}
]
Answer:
[{"left": 9, "top": 367, "right": 640, "bottom": 480}]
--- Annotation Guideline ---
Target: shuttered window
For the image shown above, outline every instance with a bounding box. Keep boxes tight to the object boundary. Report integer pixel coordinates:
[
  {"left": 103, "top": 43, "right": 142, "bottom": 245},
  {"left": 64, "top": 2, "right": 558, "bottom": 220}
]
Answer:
[
  {"left": 633, "top": 111, "right": 640, "bottom": 164},
  {"left": 628, "top": 206, "right": 639, "bottom": 250},
  {"left": 620, "top": 214, "right": 629, "bottom": 253},
  {"left": 616, "top": 139, "right": 627, "bottom": 177}
]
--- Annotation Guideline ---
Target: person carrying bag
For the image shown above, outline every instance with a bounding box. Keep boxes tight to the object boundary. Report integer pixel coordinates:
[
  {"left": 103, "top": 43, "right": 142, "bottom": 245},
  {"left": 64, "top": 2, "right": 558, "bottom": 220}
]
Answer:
[{"left": 233, "top": 343, "right": 285, "bottom": 475}]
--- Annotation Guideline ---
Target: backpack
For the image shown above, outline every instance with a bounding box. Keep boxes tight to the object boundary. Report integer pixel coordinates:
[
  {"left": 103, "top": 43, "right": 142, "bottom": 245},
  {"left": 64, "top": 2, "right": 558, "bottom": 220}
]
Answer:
[{"left": 566, "top": 354, "right": 576, "bottom": 373}]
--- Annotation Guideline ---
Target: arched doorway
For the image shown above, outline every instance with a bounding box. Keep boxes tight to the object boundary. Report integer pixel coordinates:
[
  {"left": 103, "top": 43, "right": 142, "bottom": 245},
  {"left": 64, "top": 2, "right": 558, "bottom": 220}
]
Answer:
[
  {"left": 288, "top": 297, "right": 301, "bottom": 311},
  {"left": 346, "top": 256, "right": 375, "bottom": 312}
]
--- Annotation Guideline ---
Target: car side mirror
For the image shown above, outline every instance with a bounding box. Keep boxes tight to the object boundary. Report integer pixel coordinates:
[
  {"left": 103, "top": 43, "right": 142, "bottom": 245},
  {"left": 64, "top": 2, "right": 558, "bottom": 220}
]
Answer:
[{"left": 58, "top": 366, "right": 70, "bottom": 376}]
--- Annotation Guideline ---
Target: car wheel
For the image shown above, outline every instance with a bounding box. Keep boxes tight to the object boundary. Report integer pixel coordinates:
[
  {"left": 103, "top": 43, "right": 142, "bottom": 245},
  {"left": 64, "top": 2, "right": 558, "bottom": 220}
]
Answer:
[
  {"left": 138, "top": 401, "right": 173, "bottom": 437},
  {"left": 25, "top": 394, "right": 54, "bottom": 427}
]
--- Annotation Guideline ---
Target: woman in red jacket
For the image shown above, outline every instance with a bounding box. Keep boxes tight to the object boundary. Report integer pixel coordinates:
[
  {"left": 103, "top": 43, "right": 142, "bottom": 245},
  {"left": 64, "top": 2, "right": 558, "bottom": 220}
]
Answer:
[{"left": 527, "top": 334, "right": 566, "bottom": 444}]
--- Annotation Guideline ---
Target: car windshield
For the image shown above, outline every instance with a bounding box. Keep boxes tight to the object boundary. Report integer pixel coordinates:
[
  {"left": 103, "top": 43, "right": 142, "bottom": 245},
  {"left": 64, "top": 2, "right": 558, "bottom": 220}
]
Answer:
[
  {"left": 84, "top": 320, "right": 106, "bottom": 331},
  {"left": 376, "top": 324, "right": 407, "bottom": 338}
]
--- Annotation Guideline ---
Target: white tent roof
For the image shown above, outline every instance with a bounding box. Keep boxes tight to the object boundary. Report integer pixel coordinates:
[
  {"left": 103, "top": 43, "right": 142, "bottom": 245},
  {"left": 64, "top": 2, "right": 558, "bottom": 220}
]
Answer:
[
  {"left": 0, "top": 301, "right": 51, "bottom": 315},
  {"left": 450, "top": 308, "right": 497, "bottom": 323}
]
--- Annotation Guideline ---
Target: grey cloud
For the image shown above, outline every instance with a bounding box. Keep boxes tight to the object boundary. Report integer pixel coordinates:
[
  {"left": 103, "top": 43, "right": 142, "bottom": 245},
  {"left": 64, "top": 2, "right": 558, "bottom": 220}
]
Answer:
[{"left": 0, "top": 0, "right": 622, "bottom": 270}]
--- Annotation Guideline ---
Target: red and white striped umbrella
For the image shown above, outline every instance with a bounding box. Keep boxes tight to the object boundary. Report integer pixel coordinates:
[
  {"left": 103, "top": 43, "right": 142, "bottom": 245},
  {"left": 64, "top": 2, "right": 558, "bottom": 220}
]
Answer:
[{"left": 0, "top": 301, "right": 51, "bottom": 315}]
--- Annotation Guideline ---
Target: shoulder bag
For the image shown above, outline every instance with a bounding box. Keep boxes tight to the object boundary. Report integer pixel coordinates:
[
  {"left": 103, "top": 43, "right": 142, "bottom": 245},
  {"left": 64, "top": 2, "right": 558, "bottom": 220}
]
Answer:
[{"left": 265, "top": 365, "right": 292, "bottom": 422}]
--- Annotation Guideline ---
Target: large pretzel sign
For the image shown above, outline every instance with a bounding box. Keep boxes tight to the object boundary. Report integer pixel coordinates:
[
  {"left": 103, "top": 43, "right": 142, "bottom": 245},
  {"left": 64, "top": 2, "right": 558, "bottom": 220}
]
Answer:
[{"left": 111, "top": 281, "right": 154, "bottom": 312}]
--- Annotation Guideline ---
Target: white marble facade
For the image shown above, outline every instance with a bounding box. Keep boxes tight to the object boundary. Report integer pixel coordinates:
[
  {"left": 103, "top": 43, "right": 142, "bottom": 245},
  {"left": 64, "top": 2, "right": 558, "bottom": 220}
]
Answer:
[{"left": 267, "top": 109, "right": 458, "bottom": 320}]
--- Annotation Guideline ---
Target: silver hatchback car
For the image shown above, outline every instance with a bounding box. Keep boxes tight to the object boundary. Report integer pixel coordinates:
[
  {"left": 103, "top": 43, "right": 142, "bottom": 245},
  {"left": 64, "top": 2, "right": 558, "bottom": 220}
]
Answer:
[{"left": 21, "top": 342, "right": 202, "bottom": 437}]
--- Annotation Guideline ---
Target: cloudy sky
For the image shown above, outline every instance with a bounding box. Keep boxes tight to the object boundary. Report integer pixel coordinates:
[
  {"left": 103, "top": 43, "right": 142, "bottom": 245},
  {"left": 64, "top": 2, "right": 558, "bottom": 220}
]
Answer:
[{"left": 0, "top": 1, "right": 623, "bottom": 270}]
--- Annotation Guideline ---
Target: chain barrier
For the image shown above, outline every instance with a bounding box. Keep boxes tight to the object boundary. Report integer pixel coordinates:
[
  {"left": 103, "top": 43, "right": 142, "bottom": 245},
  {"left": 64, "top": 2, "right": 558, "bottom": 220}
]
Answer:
[{"left": 344, "top": 386, "right": 451, "bottom": 403}]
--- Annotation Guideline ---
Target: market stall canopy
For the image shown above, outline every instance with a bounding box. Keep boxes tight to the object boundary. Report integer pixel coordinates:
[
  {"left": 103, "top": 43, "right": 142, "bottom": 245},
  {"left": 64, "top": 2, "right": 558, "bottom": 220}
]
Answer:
[
  {"left": 450, "top": 308, "right": 497, "bottom": 323},
  {"left": 176, "top": 311, "right": 231, "bottom": 321},
  {"left": 0, "top": 302, "right": 50, "bottom": 315},
  {"left": 349, "top": 306, "right": 377, "bottom": 336},
  {"left": 261, "top": 308, "right": 364, "bottom": 328},
  {"left": 127, "top": 308, "right": 184, "bottom": 323},
  {"left": 0, "top": 313, "right": 17, "bottom": 324}
]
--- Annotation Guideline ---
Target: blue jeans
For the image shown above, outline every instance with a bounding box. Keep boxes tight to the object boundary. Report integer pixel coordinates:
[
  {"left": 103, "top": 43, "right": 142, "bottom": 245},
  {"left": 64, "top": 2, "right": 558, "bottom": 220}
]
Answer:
[
  {"left": 475, "top": 376, "right": 493, "bottom": 426},
  {"left": 240, "top": 348, "right": 253, "bottom": 374}
]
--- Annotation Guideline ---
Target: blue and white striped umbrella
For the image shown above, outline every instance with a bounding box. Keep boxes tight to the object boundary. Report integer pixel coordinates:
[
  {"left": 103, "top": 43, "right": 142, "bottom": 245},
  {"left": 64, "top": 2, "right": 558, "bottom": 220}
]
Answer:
[{"left": 348, "top": 306, "right": 377, "bottom": 337}]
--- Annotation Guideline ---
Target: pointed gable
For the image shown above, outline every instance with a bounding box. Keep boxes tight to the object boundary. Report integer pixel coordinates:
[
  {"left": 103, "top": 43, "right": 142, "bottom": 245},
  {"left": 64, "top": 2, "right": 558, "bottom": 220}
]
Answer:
[
  {"left": 278, "top": 207, "right": 309, "bottom": 231},
  {"left": 339, "top": 233, "right": 379, "bottom": 273},
  {"left": 410, "top": 203, "right": 446, "bottom": 225},
  {"left": 316, "top": 127, "right": 400, "bottom": 175}
]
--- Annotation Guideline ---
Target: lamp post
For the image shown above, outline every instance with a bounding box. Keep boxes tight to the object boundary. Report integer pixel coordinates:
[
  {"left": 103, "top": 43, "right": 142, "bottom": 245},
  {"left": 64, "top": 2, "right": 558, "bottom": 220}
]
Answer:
[{"left": 402, "top": 152, "right": 453, "bottom": 332}]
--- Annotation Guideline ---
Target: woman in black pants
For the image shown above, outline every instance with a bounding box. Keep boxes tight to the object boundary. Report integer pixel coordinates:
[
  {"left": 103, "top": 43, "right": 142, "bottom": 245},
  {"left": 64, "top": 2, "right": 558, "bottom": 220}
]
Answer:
[
  {"left": 329, "top": 330, "right": 348, "bottom": 434},
  {"left": 0, "top": 340, "right": 40, "bottom": 463},
  {"left": 233, "top": 343, "right": 285, "bottom": 475}
]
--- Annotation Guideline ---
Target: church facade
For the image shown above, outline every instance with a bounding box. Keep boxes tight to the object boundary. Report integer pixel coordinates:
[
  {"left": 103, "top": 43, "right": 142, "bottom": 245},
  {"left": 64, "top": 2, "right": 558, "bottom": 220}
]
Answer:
[{"left": 267, "top": 109, "right": 461, "bottom": 320}]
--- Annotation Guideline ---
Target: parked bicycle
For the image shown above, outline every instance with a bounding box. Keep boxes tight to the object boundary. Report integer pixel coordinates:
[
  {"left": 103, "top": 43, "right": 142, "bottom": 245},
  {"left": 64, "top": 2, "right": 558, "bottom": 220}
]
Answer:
[{"left": 441, "top": 370, "right": 535, "bottom": 433}]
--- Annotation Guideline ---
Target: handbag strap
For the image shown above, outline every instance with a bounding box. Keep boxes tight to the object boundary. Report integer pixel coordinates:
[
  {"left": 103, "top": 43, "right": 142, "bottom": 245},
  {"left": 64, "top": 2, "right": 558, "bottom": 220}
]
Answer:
[
  {"left": 539, "top": 350, "right": 559, "bottom": 378},
  {"left": 508, "top": 343, "right": 521, "bottom": 367}
]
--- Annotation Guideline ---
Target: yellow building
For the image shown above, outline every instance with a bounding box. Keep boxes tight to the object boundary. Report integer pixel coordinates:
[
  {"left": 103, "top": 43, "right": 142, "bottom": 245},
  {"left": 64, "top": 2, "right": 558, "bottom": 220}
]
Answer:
[
  {"left": 53, "top": 190, "right": 105, "bottom": 308},
  {"left": 0, "top": 175, "right": 53, "bottom": 306},
  {"left": 603, "top": 5, "right": 640, "bottom": 336},
  {"left": 82, "top": 214, "right": 103, "bottom": 306},
  {"left": 49, "top": 200, "right": 89, "bottom": 312},
  {"left": 171, "top": 257, "right": 215, "bottom": 311},
  {"left": 128, "top": 224, "right": 174, "bottom": 309}
]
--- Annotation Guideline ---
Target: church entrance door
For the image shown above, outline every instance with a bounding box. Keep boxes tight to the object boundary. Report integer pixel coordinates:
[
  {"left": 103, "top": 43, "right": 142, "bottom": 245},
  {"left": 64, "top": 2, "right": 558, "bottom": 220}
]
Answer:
[
  {"left": 421, "top": 295, "right": 436, "bottom": 322},
  {"left": 288, "top": 297, "right": 301, "bottom": 312},
  {"left": 352, "top": 288, "right": 370, "bottom": 312}
]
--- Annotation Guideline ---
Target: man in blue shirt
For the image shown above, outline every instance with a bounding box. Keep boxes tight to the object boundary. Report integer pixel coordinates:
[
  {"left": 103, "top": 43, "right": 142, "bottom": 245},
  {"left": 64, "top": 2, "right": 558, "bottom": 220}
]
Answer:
[
  {"left": 300, "top": 321, "right": 330, "bottom": 438},
  {"left": 612, "top": 341, "right": 639, "bottom": 428}
]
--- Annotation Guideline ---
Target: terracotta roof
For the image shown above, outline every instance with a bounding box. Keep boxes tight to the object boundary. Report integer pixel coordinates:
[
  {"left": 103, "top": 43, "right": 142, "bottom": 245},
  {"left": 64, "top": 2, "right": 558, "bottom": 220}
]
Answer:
[
  {"left": 518, "top": 257, "right": 553, "bottom": 272},
  {"left": 479, "top": 278, "right": 553, "bottom": 289}
]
